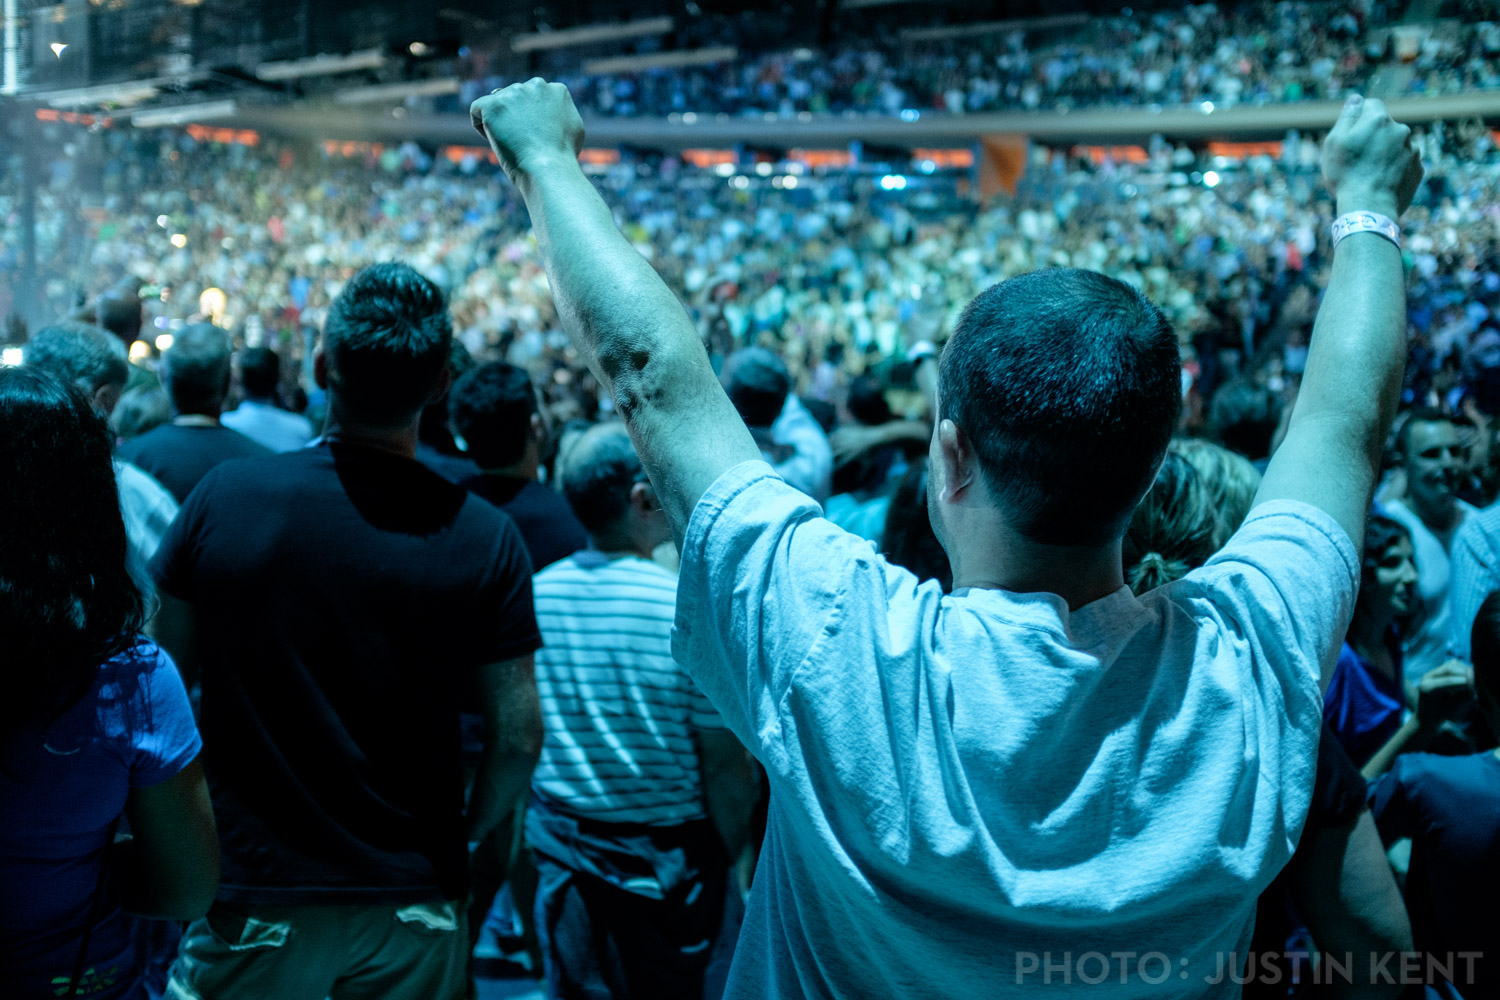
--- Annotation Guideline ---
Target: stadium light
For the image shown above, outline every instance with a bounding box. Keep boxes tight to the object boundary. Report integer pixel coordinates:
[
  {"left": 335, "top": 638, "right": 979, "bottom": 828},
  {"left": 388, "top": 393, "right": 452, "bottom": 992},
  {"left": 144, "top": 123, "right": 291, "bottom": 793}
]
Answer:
[{"left": 512, "top": 16, "right": 673, "bottom": 53}]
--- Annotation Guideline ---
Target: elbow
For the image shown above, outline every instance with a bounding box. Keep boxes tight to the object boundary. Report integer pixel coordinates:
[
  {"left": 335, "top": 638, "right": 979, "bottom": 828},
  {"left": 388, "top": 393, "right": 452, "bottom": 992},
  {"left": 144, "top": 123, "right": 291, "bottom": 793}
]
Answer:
[{"left": 167, "top": 852, "right": 220, "bottom": 921}]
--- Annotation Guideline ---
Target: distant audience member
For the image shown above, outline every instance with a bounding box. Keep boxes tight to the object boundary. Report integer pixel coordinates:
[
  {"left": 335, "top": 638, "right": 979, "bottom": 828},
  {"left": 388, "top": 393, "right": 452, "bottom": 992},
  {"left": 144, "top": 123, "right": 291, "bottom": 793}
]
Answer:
[
  {"left": 78, "top": 278, "right": 157, "bottom": 391},
  {"left": 417, "top": 338, "right": 483, "bottom": 484},
  {"left": 118, "top": 323, "right": 270, "bottom": 502},
  {"left": 1327, "top": 515, "right": 1474, "bottom": 777},
  {"left": 153, "top": 263, "right": 544, "bottom": 1000},
  {"left": 1447, "top": 477, "right": 1500, "bottom": 660},
  {"left": 721, "top": 347, "right": 832, "bottom": 502},
  {"left": 1173, "top": 437, "right": 1263, "bottom": 549},
  {"left": 111, "top": 385, "right": 171, "bottom": 443},
  {"left": 22, "top": 322, "right": 179, "bottom": 592},
  {"left": 879, "top": 460, "right": 951, "bottom": 592},
  {"left": 222, "top": 347, "right": 313, "bottom": 453},
  {"left": 0, "top": 366, "right": 217, "bottom": 1000},
  {"left": 1208, "top": 378, "right": 1284, "bottom": 467},
  {"left": 527, "top": 424, "right": 755, "bottom": 999},
  {"left": 1383, "top": 407, "right": 1477, "bottom": 680},
  {"left": 1121, "top": 449, "right": 1219, "bottom": 594},
  {"left": 450, "top": 360, "right": 588, "bottom": 570},
  {"left": 1368, "top": 590, "right": 1500, "bottom": 996},
  {"left": 1326, "top": 515, "right": 1415, "bottom": 769}
]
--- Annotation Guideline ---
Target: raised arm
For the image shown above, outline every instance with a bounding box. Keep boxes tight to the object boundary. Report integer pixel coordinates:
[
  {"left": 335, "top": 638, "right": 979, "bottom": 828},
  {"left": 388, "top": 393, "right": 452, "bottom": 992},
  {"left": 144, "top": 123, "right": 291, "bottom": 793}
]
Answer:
[
  {"left": 471, "top": 81, "right": 760, "bottom": 544},
  {"left": 1255, "top": 95, "right": 1425, "bottom": 550}
]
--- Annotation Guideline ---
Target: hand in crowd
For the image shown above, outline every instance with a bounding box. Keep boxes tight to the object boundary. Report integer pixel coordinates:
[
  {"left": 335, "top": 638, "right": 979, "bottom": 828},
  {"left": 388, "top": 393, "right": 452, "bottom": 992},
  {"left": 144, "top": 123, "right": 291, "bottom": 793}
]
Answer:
[
  {"left": 1321, "top": 94, "right": 1426, "bottom": 218},
  {"left": 471, "top": 78, "right": 586, "bottom": 182},
  {"left": 1413, "top": 660, "right": 1476, "bottom": 734}
]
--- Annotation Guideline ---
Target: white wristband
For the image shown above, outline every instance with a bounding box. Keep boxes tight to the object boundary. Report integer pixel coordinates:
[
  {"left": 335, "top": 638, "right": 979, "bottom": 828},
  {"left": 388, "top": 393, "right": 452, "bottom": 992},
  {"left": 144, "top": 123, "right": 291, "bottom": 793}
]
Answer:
[{"left": 1332, "top": 211, "right": 1401, "bottom": 250}]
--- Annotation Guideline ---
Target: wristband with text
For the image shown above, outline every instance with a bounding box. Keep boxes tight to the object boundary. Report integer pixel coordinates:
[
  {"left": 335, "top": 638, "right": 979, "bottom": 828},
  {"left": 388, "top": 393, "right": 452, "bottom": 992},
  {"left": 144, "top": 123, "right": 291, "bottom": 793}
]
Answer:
[{"left": 1332, "top": 211, "right": 1401, "bottom": 251}]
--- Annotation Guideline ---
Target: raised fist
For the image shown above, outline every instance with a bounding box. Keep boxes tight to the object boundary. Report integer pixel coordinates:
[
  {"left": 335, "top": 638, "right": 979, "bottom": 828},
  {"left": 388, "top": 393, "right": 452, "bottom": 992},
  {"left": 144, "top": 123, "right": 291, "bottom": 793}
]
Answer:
[
  {"left": 469, "top": 78, "right": 585, "bottom": 181},
  {"left": 1321, "top": 94, "right": 1425, "bottom": 218}
]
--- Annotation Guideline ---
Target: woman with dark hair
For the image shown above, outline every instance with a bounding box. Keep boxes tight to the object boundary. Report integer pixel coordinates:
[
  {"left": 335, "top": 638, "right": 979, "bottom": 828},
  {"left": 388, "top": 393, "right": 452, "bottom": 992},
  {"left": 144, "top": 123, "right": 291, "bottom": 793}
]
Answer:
[
  {"left": 0, "top": 366, "right": 217, "bottom": 999},
  {"left": 1323, "top": 514, "right": 1417, "bottom": 770},
  {"left": 1326, "top": 512, "right": 1473, "bottom": 778},
  {"left": 1120, "top": 449, "right": 1219, "bottom": 596}
]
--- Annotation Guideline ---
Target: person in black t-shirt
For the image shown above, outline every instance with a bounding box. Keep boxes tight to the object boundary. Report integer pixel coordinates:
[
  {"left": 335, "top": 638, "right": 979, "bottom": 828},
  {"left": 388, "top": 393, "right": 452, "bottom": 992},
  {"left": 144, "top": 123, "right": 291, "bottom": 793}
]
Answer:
[
  {"left": 152, "top": 263, "right": 544, "bottom": 1000},
  {"left": 118, "top": 323, "right": 270, "bottom": 502},
  {"left": 449, "top": 360, "right": 588, "bottom": 570}
]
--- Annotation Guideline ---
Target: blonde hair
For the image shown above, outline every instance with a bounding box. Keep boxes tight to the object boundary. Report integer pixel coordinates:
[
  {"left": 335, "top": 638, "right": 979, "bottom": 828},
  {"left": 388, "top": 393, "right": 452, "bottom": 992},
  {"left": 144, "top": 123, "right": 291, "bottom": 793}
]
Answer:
[
  {"left": 1122, "top": 450, "right": 1218, "bottom": 595},
  {"left": 1172, "top": 438, "right": 1262, "bottom": 549}
]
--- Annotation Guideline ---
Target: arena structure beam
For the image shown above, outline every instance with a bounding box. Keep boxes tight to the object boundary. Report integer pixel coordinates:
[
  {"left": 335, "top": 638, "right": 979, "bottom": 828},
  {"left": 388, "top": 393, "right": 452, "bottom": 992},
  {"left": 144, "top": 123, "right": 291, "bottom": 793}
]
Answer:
[
  {"left": 511, "top": 17, "right": 674, "bottom": 54},
  {"left": 225, "top": 91, "right": 1500, "bottom": 148}
]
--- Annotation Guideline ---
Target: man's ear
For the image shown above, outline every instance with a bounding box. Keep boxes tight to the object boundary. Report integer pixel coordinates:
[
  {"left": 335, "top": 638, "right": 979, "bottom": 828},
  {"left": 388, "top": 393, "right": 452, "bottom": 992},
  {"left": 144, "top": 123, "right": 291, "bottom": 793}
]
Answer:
[
  {"left": 426, "top": 366, "right": 453, "bottom": 406},
  {"left": 937, "top": 419, "right": 977, "bottom": 503},
  {"left": 313, "top": 349, "right": 329, "bottom": 391},
  {"left": 630, "top": 480, "right": 659, "bottom": 514},
  {"left": 92, "top": 381, "right": 123, "bottom": 419}
]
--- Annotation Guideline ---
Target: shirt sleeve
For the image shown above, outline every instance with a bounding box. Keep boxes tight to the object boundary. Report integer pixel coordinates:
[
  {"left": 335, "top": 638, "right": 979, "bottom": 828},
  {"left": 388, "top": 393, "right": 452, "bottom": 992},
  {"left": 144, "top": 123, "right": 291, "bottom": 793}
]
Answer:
[
  {"left": 1367, "top": 756, "right": 1419, "bottom": 845},
  {"left": 128, "top": 642, "right": 203, "bottom": 787},
  {"left": 1191, "top": 500, "right": 1361, "bottom": 695},
  {"left": 476, "top": 511, "right": 544, "bottom": 664},
  {"left": 1447, "top": 515, "right": 1498, "bottom": 661},
  {"left": 672, "top": 461, "right": 874, "bottom": 756}
]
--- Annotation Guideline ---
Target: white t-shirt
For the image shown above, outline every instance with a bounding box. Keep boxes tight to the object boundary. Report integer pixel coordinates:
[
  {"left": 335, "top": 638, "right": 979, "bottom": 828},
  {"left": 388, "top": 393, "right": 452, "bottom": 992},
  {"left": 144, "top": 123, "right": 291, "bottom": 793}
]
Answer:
[{"left": 672, "top": 462, "right": 1357, "bottom": 998}]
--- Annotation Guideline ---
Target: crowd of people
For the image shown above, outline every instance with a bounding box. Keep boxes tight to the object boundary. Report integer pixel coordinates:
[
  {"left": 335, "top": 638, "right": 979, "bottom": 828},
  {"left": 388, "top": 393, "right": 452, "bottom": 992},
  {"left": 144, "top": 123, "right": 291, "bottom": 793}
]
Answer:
[
  {"left": 447, "top": 0, "right": 1500, "bottom": 119},
  {"left": 2, "top": 56, "right": 1500, "bottom": 1000}
]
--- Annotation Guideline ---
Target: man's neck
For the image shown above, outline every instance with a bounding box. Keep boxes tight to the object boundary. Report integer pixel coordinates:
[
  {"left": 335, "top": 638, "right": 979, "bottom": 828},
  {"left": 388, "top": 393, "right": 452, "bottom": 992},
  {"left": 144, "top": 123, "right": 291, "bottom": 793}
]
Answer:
[
  {"left": 589, "top": 527, "right": 653, "bottom": 560},
  {"left": 951, "top": 531, "right": 1126, "bottom": 611},
  {"left": 482, "top": 456, "right": 538, "bottom": 481},
  {"left": 172, "top": 413, "right": 219, "bottom": 427},
  {"left": 321, "top": 409, "right": 419, "bottom": 459}
]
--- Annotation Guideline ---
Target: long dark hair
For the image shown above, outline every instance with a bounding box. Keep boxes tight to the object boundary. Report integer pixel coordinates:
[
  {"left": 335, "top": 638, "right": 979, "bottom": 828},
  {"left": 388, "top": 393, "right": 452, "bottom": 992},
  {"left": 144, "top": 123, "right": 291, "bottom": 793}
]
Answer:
[{"left": 1, "top": 366, "right": 142, "bottom": 739}]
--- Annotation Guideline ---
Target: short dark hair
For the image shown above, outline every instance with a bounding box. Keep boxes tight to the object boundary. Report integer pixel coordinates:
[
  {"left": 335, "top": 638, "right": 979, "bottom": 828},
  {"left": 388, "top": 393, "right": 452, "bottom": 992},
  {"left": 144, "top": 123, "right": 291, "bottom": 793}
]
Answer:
[
  {"left": 163, "top": 323, "right": 232, "bottom": 415},
  {"left": 449, "top": 361, "right": 537, "bottom": 469},
  {"left": 562, "top": 424, "right": 643, "bottom": 533},
  {"left": 938, "top": 268, "right": 1181, "bottom": 546},
  {"left": 0, "top": 366, "right": 141, "bottom": 737},
  {"left": 239, "top": 346, "right": 281, "bottom": 399},
  {"left": 1360, "top": 513, "right": 1413, "bottom": 596},
  {"left": 323, "top": 262, "right": 451, "bottom": 428},
  {"left": 1395, "top": 406, "right": 1455, "bottom": 460},
  {"left": 23, "top": 322, "right": 129, "bottom": 394},
  {"left": 1207, "top": 379, "right": 1283, "bottom": 461},
  {"left": 723, "top": 347, "right": 790, "bottom": 429}
]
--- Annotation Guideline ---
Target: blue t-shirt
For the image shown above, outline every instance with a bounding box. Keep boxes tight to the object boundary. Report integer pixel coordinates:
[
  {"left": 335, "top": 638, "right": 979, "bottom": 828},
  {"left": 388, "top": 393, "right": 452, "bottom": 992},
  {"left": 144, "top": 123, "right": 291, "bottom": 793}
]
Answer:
[
  {"left": 1369, "top": 751, "right": 1500, "bottom": 995},
  {"left": 1323, "top": 639, "right": 1405, "bottom": 769},
  {"left": 0, "top": 639, "right": 201, "bottom": 1000}
]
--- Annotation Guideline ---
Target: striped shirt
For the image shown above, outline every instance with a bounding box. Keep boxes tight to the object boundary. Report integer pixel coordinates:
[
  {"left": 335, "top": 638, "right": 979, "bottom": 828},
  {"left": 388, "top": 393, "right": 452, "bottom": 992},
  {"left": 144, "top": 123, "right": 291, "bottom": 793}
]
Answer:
[{"left": 532, "top": 552, "right": 724, "bottom": 826}]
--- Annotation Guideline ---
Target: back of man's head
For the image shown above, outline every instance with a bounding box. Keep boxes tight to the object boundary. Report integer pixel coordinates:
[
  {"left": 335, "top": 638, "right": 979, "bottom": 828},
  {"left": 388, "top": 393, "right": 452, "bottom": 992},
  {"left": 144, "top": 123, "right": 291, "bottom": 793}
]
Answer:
[
  {"left": 22, "top": 322, "right": 128, "bottom": 397},
  {"left": 449, "top": 361, "right": 537, "bottom": 470},
  {"left": 1207, "top": 379, "right": 1283, "bottom": 462},
  {"left": 939, "top": 268, "right": 1181, "bottom": 546},
  {"left": 239, "top": 347, "right": 281, "bottom": 400},
  {"left": 93, "top": 286, "right": 143, "bottom": 345},
  {"left": 723, "top": 347, "right": 790, "bottom": 429},
  {"left": 163, "top": 324, "right": 232, "bottom": 416},
  {"left": 323, "top": 262, "right": 451, "bottom": 429},
  {"left": 562, "top": 423, "right": 643, "bottom": 535}
]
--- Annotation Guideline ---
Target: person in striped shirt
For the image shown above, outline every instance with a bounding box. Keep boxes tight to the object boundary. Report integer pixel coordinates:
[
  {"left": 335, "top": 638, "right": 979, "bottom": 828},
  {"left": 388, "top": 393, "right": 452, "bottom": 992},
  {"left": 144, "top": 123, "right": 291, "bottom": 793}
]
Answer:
[{"left": 526, "top": 422, "right": 756, "bottom": 999}]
